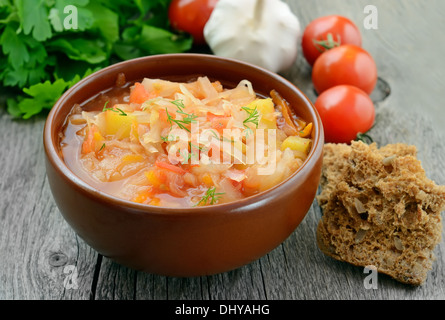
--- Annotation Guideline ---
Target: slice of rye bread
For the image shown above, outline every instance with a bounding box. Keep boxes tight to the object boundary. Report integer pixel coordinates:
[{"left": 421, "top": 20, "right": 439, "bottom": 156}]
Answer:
[{"left": 316, "top": 141, "right": 445, "bottom": 285}]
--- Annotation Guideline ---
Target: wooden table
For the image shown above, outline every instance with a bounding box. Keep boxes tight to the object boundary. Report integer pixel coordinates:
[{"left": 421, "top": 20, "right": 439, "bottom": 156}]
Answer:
[{"left": 1, "top": 0, "right": 444, "bottom": 300}]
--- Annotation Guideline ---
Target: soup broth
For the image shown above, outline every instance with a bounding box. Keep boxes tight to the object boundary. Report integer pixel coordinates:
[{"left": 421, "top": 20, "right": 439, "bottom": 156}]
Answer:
[{"left": 59, "top": 74, "right": 313, "bottom": 207}]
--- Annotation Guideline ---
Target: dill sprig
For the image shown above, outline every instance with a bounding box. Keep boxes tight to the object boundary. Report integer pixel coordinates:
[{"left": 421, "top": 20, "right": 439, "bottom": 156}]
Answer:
[
  {"left": 102, "top": 101, "right": 127, "bottom": 116},
  {"left": 161, "top": 135, "right": 174, "bottom": 142},
  {"left": 165, "top": 99, "right": 197, "bottom": 132},
  {"left": 194, "top": 187, "right": 225, "bottom": 206},
  {"left": 170, "top": 99, "right": 186, "bottom": 110},
  {"left": 166, "top": 108, "right": 195, "bottom": 132},
  {"left": 242, "top": 105, "right": 259, "bottom": 128},
  {"left": 102, "top": 100, "right": 110, "bottom": 111}
]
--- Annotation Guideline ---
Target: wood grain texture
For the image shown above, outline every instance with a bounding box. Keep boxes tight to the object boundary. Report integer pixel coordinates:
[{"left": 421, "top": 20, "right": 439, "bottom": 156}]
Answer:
[{"left": 1, "top": 0, "right": 444, "bottom": 300}]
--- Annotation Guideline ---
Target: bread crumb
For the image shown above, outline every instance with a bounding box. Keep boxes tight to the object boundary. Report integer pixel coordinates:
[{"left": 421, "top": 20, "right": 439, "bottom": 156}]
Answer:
[{"left": 316, "top": 141, "right": 445, "bottom": 285}]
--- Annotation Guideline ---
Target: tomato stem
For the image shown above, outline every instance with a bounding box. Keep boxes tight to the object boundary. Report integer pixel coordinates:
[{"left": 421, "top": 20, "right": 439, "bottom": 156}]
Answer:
[
  {"left": 313, "top": 33, "right": 341, "bottom": 53},
  {"left": 355, "top": 132, "right": 374, "bottom": 144}
]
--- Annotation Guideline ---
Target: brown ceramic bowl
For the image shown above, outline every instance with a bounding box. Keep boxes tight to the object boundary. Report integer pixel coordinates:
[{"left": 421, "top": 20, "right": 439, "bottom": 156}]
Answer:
[{"left": 43, "top": 53, "right": 324, "bottom": 277}]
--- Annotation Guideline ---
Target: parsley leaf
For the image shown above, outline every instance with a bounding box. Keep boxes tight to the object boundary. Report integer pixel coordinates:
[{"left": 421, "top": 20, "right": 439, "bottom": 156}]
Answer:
[
  {"left": 16, "top": 0, "right": 52, "bottom": 42},
  {"left": 8, "top": 68, "right": 94, "bottom": 119},
  {"left": 16, "top": 79, "right": 69, "bottom": 119},
  {"left": 0, "top": 0, "right": 193, "bottom": 119},
  {"left": 0, "top": 25, "right": 30, "bottom": 70},
  {"left": 47, "top": 37, "right": 108, "bottom": 65}
]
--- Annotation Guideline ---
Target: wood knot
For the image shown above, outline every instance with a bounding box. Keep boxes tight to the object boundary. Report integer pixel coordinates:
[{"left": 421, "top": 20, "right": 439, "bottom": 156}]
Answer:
[{"left": 48, "top": 252, "right": 68, "bottom": 267}]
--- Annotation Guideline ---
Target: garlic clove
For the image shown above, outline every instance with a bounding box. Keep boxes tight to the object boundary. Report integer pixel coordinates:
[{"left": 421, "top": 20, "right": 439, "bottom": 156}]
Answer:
[{"left": 204, "top": 0, "right": 301, "bottom": 73}]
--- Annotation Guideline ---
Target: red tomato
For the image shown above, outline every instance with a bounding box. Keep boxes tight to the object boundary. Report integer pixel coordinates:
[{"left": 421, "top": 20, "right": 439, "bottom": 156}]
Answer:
[
  {"left": 314, "top": 85, "right": 375, "bottom": 144},
  {"left": 302, "top": 15, "right": 362, "bottom": 66},
  {"left": 312, "top": 44, "right": 377, "bottom": 95},
  {"left": 168, "top": 0, "right": 218, "bottom": 45}
]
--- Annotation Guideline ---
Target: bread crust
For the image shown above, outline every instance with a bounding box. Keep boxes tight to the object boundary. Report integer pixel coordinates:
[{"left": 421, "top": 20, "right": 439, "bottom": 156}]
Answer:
[{"left": 316, "top": 141, "right": 445, "bottom": 285}]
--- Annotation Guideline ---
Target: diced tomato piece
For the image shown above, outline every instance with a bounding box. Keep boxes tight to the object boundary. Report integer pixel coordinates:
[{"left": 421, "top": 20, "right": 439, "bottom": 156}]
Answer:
[
  {"left": 158, "top": 108, "right": 168, "bottom": 123},
  {"left": 82, "top": 125, "right": 100, "bottom": 154},
  {"left": 129, "top": 82, "right": 151, "bottom": 104},
  {"left": 208, "top": 114, "right": 231, "bottom": 134}
]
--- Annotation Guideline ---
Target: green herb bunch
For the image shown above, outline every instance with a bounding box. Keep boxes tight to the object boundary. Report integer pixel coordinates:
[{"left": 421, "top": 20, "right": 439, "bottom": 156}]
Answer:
[{"left": 0, "top": 0, "right": 192, "bottom": 119}]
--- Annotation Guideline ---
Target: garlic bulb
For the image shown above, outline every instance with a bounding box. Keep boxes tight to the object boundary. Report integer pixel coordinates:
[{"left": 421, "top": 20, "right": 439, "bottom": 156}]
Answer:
[{"left": 203, "top": 0, "right": 301, "bottom": 73}]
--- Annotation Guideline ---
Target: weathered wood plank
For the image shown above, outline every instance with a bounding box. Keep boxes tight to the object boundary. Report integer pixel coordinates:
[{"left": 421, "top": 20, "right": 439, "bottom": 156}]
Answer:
[
  {"left": 94, "top": 257, "right": 137, "bottom": 300},
  {"left": 135, "top": 271, "right": 169, "bottom": 300},
  {"left": 0, "top": 112, "right": 97, "bottom": 299},
  {"left": 206, "top": 260, "right": 267, "bottom": 300}
]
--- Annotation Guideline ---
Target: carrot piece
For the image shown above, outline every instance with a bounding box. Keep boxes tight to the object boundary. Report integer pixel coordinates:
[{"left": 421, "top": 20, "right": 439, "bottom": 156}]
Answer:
[
  {"left": 212, "top": 81, "right": 223, "bottom": 92},
  {"left": 207, "top": 112, "right": 229, "bottom": 121},
  {"left": 148, "top": 198, "right": 161, "bottom": 206},
  {"left": 202, "top": 173, "right": 213, "bottom": 186},
  {"left": 299, "top": 122, "right": 313, "bottom": 138},
  {"left": 132, "top": 188, "right": 153, "bottom": 203},
  {"left": 206, "top": 112, "right": 220, "bottom": 121},
  {"left": 243, "top": 178, "right": 260, "bottom": 189},
  {"left": 158, "top": 108, "right": 168, "bottom": 123},
  {"left": 270, "top": 89, "right": 302, "bottom": 135},
  {"left": 129, "top": 82, "right": 151, "bottom": 104},
  {"left": 145, "top": 170, "right": 162, "bottom": 188},
  {"left": 121, "top": 154, "right": 144, "bottom": 163},
  {"left": 155, "top": 161, "right": 187, "bottom": 175},
  {"left": 82, "top": 125, "right": 98, "bottom": 154}
]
